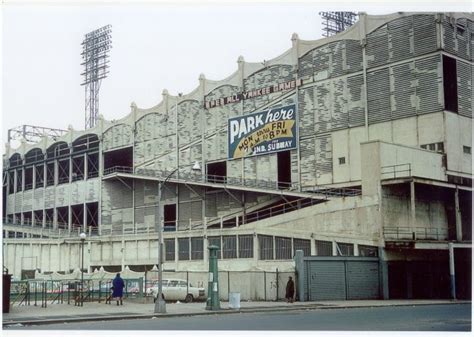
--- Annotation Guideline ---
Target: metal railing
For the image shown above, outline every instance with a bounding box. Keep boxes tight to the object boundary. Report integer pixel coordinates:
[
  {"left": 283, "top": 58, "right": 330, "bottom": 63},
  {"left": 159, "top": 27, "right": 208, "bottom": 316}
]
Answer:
[
  {"left": 103, "top": 165, "right": 361, "bottom": 199},
  {"left": 383, "top": 226, "right": 449, "bottom": 241},
  {"left": 381, "top": 163, "right": 411, "bottom": 180},
  {"left": 2, "top": 218, "right": 100, "bottom": 239}
]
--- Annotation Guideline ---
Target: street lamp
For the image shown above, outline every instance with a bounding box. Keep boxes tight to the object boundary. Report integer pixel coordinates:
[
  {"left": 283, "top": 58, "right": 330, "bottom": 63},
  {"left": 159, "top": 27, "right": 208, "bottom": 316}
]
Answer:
[
  {"left": 79, "top": 232, "right": 86, "bottom": 306},
  {"left": 154, "top": 162, "right": 201, "bottom": 314}
]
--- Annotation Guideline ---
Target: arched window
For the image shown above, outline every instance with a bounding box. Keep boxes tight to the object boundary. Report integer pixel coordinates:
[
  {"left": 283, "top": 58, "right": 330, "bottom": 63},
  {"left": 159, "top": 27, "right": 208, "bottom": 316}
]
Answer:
[
  {"left": 9, "top": 153, "right": 22, "bottom": 168},
  {"left": 72, "top": 134, "right": 99, "bottom": 153},
  {"left": 46, "top": 142, "right": 70, "bottom": 159},
  {"left": 25, "top": 148, "right": 44, "bottom": 164}
]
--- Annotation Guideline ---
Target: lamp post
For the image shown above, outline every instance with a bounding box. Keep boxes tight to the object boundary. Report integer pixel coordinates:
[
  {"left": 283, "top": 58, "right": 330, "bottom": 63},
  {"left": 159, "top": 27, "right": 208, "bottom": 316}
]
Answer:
[
  {"left": 154, "top": 161, "right": 201, "bottom": 314},
  {"left": 79, "top": 232, "right": 86, "bottom": 306}
]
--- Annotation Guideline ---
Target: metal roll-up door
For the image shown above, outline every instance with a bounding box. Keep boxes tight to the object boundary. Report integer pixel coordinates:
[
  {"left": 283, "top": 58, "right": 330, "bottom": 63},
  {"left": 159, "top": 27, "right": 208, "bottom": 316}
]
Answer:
[
  {"left": 308, "top": 261, "right": 346, "bottom": 300},
  {"left": 346, "top": 261, "right": 380, "bottom": 300}
]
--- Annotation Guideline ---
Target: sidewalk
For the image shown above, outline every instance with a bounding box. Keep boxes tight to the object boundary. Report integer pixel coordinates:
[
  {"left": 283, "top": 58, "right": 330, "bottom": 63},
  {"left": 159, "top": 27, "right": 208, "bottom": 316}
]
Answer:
[{"left": 3, "top": 299, "right": 469, "bottom": 326}]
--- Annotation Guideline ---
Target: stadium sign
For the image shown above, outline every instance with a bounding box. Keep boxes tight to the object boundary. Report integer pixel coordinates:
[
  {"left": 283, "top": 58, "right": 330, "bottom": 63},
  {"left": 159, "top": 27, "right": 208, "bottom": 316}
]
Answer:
[
  {"left": 205, "top": 79, "right": 302, "bottom": 109},
  {"left": 228, "top": 104, "right": 297, "bottom": 159}
]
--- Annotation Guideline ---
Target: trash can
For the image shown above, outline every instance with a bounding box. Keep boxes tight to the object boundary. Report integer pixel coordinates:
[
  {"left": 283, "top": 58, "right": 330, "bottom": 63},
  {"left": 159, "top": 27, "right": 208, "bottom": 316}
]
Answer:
[
  {"left": 3, "top": 273, "right": 12, "bottom": 313},
  {"left": 228, "top": 292, "right": 240, "bottom": 309}
]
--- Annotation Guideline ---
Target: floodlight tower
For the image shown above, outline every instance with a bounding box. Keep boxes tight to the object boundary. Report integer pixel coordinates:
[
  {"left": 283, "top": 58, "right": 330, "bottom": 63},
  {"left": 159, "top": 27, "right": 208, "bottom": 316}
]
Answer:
[
  {"left": 319, "top": 12, "right": 358, "bottom": 37},
  {"left": 81, "top": 25, "right": 112, "bottom": 129}
]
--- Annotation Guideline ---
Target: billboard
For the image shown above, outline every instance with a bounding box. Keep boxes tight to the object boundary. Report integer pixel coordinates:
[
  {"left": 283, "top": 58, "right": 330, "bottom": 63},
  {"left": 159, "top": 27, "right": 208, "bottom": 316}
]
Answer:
[{"left": 228, "top": 104, "right": 297, "bottom": 159}]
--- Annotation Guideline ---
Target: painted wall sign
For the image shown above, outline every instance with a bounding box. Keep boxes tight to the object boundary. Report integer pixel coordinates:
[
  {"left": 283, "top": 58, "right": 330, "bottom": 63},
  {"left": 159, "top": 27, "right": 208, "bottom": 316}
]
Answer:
[
  {"left": 205, "top": 79, "right": 302, "bottom": 109},
  {"left": 228, "top": 104, "right": 297, "bottom": 159}
]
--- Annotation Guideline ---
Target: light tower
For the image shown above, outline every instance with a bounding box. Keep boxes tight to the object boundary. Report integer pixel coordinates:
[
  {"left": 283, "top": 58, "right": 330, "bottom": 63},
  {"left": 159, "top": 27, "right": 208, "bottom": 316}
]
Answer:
[
  {"left": 81, "top": 25, "right": 112, "bottom": 129},
  {"left": 319, "top": 12, "right": 358, "bottom": 37}
]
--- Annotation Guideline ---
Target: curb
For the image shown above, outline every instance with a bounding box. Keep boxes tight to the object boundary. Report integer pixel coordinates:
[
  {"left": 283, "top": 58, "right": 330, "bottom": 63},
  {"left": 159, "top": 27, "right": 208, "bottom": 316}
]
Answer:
[{"left": 3, "top": 301, "right": 470, "bottom": 327}]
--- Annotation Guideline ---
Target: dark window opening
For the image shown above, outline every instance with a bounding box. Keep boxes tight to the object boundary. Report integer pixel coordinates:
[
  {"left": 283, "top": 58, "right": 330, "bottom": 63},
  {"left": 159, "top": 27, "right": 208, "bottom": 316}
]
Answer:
[
  {"left": 57, "top": 206, "right": 68, "bottom": 229},
  {"left": 46, "top": 162, "right": 55, "bottom": 186},
  {"left": 275, "top": 236, "right": 292, "bottom": 260},
  {"left": 34, "top": 210, "right": 43, "bottom": 227},
  {"left": 293, "top": 238, "right": 311, "bottom": 256},
  {"left": 24, "top": 167, "right": 33, "bottom": 190},
  {"left": 9, "top": 153, "right": 22, "bottom": 168},
  {"left": 191, "top": 237, "right": 204, "bottom": 260},
  {"left": 72, "top": 134, "right": 99, "bottom": 153},
  {"left": 208, "top": 236, "right": 221, "bottom": 259},
  {"left": 277, "top": 150, "right": 291, "bottom": 189},
  {"left": 336, "top": 242, "right": 354, "bottom": 256},
  {"left": 164, "top": 204, "right": 176, "bottom": 230},
  {"left": 47, "top": 142, "right": 69, "bottom": 159},
  {"left": 25, "top": 148, "right": 44, "bottom": 164},
  {"left": 16, "top": 169, "right": 22, "bottom": 192},
  {"left": 58, "top": 159, "right": 70, "bottom": 184},
  {"left": 6, "top": 214, "right": 13, "bottom": 223},
  {"left": 338, "top": 157, "right": 346, "bottom": 165},
  {"left": 86, "top": 202, "right": 98, "bottom": 229},
  {"left": 206, "top": 161, "right": 227, "bottom": 183},
  {"left": 14, "top": 213, "right": 21, "bottom": 225},
  {"left": 8, "top": 171, "right": 15, "bottom": 194},
  {"left": 222, "top": 236, "right": 237, "bottom": 259},
  {"left": 238, "top": 235, "right": 253, "bottom": 258},
  {"left": 35, "top": 164, "right": 44, "bottom": 188},
  {"left": 258, "top": 235, "right": 274, "bottom": 260},
  {"left": 359, "top": 245, "right": 379, "bottom": 257},
  {"left": 315, "top": 240, "right": 333, "bottom": 256},
  {"left": 2, "top": 186, "right": 7, "bottom": 220},
  {"left": 23, "top": 211, "right": 32, "bottom": 225},
  {"left": 463, "top": 146, "right": 471, "bottom": 154},
  {"left": 87, "top": 152, "right": 99, "bottom": 178},
  {"left": 103, "top": 147, "right": 133, "bottom": 172},
  {"left": 178, "top": 238, "right": 190, "bottom": 260},
  {"left": 164, "top": 238, "right": 176, "bottom": 261},
  {"left": 45, "top": 208, "right": 54, "bottom": 228},
  {"left": 72, "top": 155, "right": 85, "bottom": 182},
  {"left": 71, "top": 204, "right": 83, "bottom": 231},
  {"left": 443, "top": 55, "right": 458, "bottom": 113}
]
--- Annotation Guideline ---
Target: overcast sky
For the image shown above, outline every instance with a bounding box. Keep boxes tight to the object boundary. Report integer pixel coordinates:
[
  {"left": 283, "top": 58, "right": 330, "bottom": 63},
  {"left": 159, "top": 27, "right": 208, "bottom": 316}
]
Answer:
[{"left": 1, "top": 1, "right": 471, "bottom": 150}]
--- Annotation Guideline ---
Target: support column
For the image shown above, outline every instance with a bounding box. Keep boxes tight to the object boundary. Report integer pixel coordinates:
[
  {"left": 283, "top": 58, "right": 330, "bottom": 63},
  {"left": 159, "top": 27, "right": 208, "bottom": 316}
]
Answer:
[
  {"left": 449, "top": 242, "right": 456, "bottom": 299},
  {"left": 310, "top": 238, "right": 316, "bottom": 256},
  {"left": 455, "top": 188, "right": 462, "bottom": 241},
  {"left": 410, "top": 181, "right": 416, "bottom": 237},
  {"left": 378, "top": 247, "right": 389, "bottom": 299}
]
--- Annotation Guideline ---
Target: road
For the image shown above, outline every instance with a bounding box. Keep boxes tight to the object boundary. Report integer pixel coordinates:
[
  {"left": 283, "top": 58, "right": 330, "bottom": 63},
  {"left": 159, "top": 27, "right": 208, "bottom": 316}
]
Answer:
[{"left": 5, "top": 304, "right": 471, "bottom": 331}]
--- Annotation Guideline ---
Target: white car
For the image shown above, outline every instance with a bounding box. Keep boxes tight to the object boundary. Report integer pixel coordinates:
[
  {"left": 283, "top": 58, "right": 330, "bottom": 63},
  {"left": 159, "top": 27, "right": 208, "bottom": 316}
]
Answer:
[{"left": 147, "top": 279, "right": 205, "bottom": 303}]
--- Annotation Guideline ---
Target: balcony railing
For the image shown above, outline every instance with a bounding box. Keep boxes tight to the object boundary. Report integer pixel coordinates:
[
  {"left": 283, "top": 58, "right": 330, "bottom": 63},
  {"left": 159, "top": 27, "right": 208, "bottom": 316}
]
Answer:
[
  {"left": 383, "top": 226, "right": 449, "bottom": 241},
  {"left": 381, "top": 163, "right": 411, "bottom": 180},
  {"left": 103, "top": 166, "right": 361, "bottom": 199}
]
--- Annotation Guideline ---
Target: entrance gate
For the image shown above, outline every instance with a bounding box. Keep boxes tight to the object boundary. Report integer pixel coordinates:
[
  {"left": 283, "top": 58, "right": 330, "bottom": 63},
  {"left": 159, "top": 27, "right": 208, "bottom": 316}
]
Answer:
[{"left": 296, "top": 256, "right": 381, "bottom": 301}]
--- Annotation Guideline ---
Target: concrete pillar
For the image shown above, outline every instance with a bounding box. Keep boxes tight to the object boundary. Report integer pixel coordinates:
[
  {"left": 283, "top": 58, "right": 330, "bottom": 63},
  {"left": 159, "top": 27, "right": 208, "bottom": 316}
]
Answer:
[
  {"left": 294, "top": 250, "right": 305, "bottom": 302},
  {"left": 455, "top": 188, "right": 462, "bottom": 241},
  {"left": 449, "top": 242, "right": 456, "bottom": 299},
  {"left": 378, "top": 247, "right": 389, "bottom": 300},
  {"left": 410, "top": 181, "right": 416, "bottom": 236},
  {"left": 253, "top": 234, "right": 259, "bottom": 261},
  {"left": 310, "top": 238, "right": 316, "bottom": 256},
  {"left": 332, "top": 241, "right": 338, "bottom": 256},
  {"left": 354, "top": 244, "right": 359, "bottom": 256}
]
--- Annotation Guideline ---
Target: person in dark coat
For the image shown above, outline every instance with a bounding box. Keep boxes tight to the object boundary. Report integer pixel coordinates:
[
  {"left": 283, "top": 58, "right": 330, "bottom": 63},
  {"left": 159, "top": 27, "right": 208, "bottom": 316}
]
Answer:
[
  {"left": 285, "top": 276, "right": 295, "bottom": 303},
  {"left": 112, "top": 273, "right": 125, "bottom": 306}
]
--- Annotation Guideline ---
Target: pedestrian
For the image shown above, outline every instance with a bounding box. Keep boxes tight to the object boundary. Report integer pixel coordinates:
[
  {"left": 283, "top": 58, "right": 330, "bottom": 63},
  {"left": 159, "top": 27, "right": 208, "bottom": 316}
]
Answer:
[
  {"left": 285, "top": 276, "right": 295, "bottom": 303},
  {"left": 112, "top": 273, "right": 125, "bottom": 306}
]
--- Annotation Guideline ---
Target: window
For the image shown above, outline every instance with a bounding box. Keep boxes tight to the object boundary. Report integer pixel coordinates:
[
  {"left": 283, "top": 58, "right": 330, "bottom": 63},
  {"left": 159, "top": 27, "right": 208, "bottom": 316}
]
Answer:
[
  {"left": 275, "top": 237, "right": 292, "bottom": 260},
  {"left": 24, "top": 167, "right": 33, "bottom": 190},
  {"left": 8, "top": 171, "right": 14, "bottom": 194},
  {"left": 258, "top": 235, "right": 273, "bottom": 260},
  {"left": 463, "top": 146, "right": 471, "bottom": 154},
  {"left": 338, "top": 157, "right": 346, "bottom": 165},
  {"left": 16, "top": 169, "right": 22, "bottom": 192},
  {"left": 293, "top": 238, "right": 311, "bottom": 256},
  {"left": 336, "top": 242, "right": 354, "bottom": 256},
  {"left": 35, "top": 164, "right": 44, "bottom": 188},
  {"left": 46, "top": 162, "right": 55, "bottom": 186},
  {"left": 222, "top": 236, "right": 237, "bottom": 259},
  {"left": 168, "top": 280, "right": 179, "bottom": 287},
  {"left": 359, "top": 245, "right": 378, "bottom": 257},
  {"left": 421, "top": 142, "right": 444, "bottom": 153},
  {"left": 191, "top": 237, "right": 203, "bottom": 260},
  {"left": 428, "top": 144, "right": 436, "bottom": 151},
  {"left": 164, "top": 239, "right": 175, "bottom": 262},
  {"left": 443, "top": 55, "right": 458, "bottom": 113},
  {"left": 238, "top": 235, "right": 253, "bottom": 258},
  {"left": 178, "top": 238, "right": 190, "bottom": 260},
  {"left": 315, "top": 240, "right": 332, "bottom": 256}
]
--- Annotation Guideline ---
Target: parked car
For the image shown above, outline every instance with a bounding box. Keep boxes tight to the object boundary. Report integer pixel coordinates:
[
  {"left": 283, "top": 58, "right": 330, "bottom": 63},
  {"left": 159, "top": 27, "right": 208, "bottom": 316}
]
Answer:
[{"left": 147, "top": 279, "right": 205, "bottom": 303}]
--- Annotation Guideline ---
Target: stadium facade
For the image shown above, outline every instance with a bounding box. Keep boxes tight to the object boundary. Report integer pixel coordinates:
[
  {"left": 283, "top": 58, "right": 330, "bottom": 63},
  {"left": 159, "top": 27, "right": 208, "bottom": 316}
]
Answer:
[{"left": 2, "top": 12, "right": 473, "bottom": 299}]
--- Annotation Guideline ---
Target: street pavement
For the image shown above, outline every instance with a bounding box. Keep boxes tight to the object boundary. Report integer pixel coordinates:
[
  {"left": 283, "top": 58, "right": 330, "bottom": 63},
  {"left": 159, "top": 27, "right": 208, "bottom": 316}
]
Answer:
[{"left": 2, "top": 298, "right": 470, "bottom": 327}]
